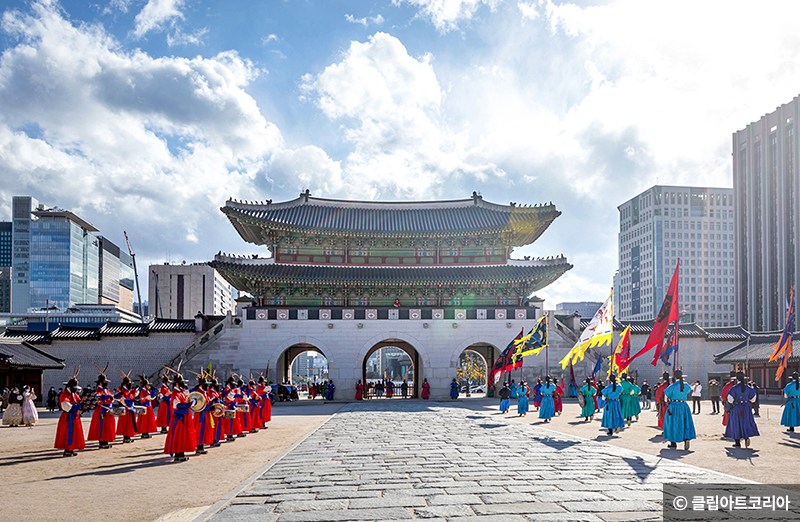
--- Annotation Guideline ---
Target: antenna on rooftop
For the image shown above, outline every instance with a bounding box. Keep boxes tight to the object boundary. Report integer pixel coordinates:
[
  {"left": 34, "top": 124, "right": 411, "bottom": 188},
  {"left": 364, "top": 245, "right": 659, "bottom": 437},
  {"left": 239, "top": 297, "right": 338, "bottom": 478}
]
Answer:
[{"left": 124, "top": 231, "right": 144, "bottom": 323}]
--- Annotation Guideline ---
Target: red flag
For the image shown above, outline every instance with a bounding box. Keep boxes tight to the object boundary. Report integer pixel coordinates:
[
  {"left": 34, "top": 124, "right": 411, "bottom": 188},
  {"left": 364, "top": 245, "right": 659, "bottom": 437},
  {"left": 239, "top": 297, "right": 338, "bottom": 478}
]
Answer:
[
  {"left": 621, "top": 260, "right": 680, "bottom": 370},
  {"left": 491, "top": 329, "right": 525, "bottom": 384},
  {"left": 569, "top": 361, "right": 577, "bottom": 388}
]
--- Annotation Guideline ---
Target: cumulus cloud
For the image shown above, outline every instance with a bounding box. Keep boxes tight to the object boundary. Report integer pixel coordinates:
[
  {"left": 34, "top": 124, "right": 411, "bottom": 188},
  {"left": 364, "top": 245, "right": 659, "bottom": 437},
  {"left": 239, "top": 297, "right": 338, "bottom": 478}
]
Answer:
[
  {"left": 345, "top": 14, "right": 385, "bottom": 27},
  {"left": 0, "top": 0, "right": 287, "bottom": 263},
  {"left": 133, "top": 0, "right": 186, "bottom": 38},
  {"left": 395, "top": 0, "right": 500, "bottom": 32},
  {"left": 301, "top": 32, "right": 503, "bottom": 199}
]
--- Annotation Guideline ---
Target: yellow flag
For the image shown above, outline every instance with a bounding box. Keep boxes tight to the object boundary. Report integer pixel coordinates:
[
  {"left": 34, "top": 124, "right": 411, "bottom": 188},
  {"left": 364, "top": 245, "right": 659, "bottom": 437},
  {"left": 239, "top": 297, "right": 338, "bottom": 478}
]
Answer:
[{"left": 559, "top": 289, "right": 613, "bottom": 368}]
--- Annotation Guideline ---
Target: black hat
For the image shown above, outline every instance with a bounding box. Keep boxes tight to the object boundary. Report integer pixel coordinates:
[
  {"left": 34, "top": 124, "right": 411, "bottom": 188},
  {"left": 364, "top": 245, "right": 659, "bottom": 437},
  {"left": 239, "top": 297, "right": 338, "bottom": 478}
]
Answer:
[
  {"left": 609, "top": 373, "right": 617, "bottom": 381},
  {"left": 730, "top": 370, "right": 737, "bottom": 378},
  {"left": 736, "top": 371, "right": 745, "bottom": 382},
  {"left": 139, "top": 374, "right": 150, "bottom": 387},
  {"left": 793, "top": 372, "right": 799, "bottom": 381},
  {"left": 161, "top": 374, "right": 170, "bottom": 383},
  {"left": 93, "top": 363, "right": 109, "bottom": 385},
  {"left": 662, "top": 372, "right": 669, "bottom": 380},
  {"left": 674, "top": 370, "right": 683, "bottom": 380},
  {"left": 585, "top": 377, "right": 591, "bottom": 383}
]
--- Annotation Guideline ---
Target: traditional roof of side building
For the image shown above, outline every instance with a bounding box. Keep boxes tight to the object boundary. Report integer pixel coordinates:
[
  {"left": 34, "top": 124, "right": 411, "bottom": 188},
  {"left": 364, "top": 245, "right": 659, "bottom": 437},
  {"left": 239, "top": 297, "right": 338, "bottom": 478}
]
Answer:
[
  {"left": 578, "top": 318, "right": 749, "bottom": 341},
  {"left": 210, "top": 255, "right": 572, "bottom": 293},
  {"left": 714, "top": 330, "right": 797, "bottom": 364},
  {"left": 0, "top": 317, "right": 196, "bottom": 344},
  {"left": 0, "top": 339, "right": 64, "bottom": 370},
  {"left": 222, "top": 191, "right": 561, "bottom": 246}
]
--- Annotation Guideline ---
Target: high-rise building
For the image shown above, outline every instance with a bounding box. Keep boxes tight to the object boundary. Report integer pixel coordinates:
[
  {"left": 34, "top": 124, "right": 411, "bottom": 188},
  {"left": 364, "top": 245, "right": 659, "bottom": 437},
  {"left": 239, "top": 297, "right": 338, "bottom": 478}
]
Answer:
[
  {"left": 29, "top": 206, "right": 100, "bottom": 311},
  {"left": 11, "top": 196, "right": 37, "bottom": 314},
  {"left": 733, "top": 95, "right": 800, "bottom": 332},
  {"left": 0, "top": 267, "right": 10, "bottom": 313},
  {"left": 148, "top": 263, "right": 233, "bottom": 319},
  {"left": 556, "top": 301, "right": 603, "bottom": 318},
  {"left": 617, "top": 185, "right": 736, "bottom": 327},
  {"left": 0, "top": 222, "right": 11, "bottom": 267}
]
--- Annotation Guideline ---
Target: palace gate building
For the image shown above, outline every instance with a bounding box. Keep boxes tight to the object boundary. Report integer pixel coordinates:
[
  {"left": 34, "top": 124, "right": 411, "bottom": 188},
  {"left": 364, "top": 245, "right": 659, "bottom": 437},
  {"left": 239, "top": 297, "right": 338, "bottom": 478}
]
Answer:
[{"left": 197, "top": 191, "right": 572, "bottom": 399}]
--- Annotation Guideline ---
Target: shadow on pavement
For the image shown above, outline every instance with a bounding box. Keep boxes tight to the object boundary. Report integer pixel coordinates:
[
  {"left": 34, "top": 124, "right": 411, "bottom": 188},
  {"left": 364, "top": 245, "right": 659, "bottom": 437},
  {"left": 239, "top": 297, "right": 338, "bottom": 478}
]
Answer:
[{"left": 723, "top": 447, "right": 759, "bottom": 462}]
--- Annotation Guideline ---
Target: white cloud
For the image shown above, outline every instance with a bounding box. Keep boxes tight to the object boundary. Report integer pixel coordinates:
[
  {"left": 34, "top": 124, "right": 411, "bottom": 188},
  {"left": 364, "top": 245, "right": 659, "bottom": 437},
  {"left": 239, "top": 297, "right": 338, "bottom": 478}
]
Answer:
[
  {"left": 0, "top": 1, "right": 286, "bottom": 258},
  {"left": 261, "top": 33, "right": 279, "bottom": 45},
  {"left": 166, "top": 26, "right": 208, "bottom": 46},
  {"left": 395, "top": 0, "right": 500, "bottom": 32},
  {"left": 133, "top": 0, "right": 186, "bottom": 38},
  {"left": 301, "top": 32, "right": 504, "bottom": 199},
  {"left": 345, "top": 14, "right": 385, "bottom": 27},
  {"left": 268, "top": 146, "right": 344, "bottom": 195}
]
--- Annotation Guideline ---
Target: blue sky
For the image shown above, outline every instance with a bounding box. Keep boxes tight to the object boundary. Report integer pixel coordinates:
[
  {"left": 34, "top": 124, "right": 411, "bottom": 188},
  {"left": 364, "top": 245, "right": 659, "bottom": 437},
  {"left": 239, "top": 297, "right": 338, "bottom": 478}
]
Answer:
[{"left": 2, "top": 0, "right": 800, "bottom": 308}]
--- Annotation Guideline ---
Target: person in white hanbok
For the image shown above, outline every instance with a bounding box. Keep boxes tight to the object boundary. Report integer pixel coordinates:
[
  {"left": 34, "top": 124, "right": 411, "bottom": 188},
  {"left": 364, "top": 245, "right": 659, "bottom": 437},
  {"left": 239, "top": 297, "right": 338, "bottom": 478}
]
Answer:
[
  {"left": 2, "top": 387, "right": 22, "bottom": 426},
  {"left": 21, "top": 386, "right": 38, "bottom": 426}
]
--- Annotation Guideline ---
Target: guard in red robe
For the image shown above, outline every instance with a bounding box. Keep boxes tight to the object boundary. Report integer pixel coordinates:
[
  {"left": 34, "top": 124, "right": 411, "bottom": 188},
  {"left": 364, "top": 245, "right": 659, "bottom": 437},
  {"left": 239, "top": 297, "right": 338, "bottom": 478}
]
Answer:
[
  {"left": 115, "top": 373, "right": 138, "bottom": 443},
  {"left": 257, "top": 377, "right": 272, "bottom": 428},
  {"left": 247, "top": 379, "right": 261, "bottom": 432},
  {"left": 155, "top": 374, "right": 172, "bottom": 433},
  {"left": 235, "top": 378, "right": 250, "bottom": 435},
  {"left": 721, "top": 370, "right": 737, "bottom": 427},
  {"left": 421, "top": 379, "right": 430, "bottom": 399},
  {"left": 208, "top": 377, "right": 224, "bottom": 447},
  {"left": 137, "top": 375, "right": 158, "bottom": 438},
  {"left": 190, "top": 374, "right": 213, "bottom": 454},
  {"left": 654, "top": 372, "right": 670, "bottom": 431},
  {"left": 554, "top": 379, "right": 564, "bottom": 415},
  {"left": 223, "top": 377, "right": 242, "bottom": 441},
  {"left": 164, "top": 373, "right": 197, "bottom": 462},
  {"left": 87, "top": 370, "right": 116, "bottom": 449},
  {"left": 355, "top": 380, "right": 364, "bottom": 400},
  {"left": 54, "top": 376, "right": 86, "bottom": 456}
]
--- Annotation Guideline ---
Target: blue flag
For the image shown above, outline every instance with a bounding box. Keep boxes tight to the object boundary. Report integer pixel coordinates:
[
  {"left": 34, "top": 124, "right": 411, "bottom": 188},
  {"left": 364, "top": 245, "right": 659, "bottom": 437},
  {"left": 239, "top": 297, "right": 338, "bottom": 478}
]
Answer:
[{"left": 591, "top": 353, "right": 602, "bottom": 377}]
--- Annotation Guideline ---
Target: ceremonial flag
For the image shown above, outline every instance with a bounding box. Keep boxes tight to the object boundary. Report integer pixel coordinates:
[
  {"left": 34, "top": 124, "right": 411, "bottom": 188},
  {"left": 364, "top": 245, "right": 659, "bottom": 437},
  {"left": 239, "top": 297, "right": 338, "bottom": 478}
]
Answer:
[
  {"left": 591, "top": 353, "right": 602, "bottom": 377},
  {"left": 621, "top": 261, "right": 680, "bottom": 370},
  {"left": 569, "top": 361, "right": 577, "bottom": 388},
  {"left": 491, "top": 329, "right": 525, "bottom": 384},
  {"left": 608, "top": 325, "right": 631, "bottom": 377},
  {"left": 660, "top": 320, "right": 679, "bottom": 366},
  {"left": 560, "top": 290, "right": 613, "bottom": 368},
  {"left": 207, "top": 361, "right": 213, "bottom": 376},
  {"left": 769, "top": 288, "right": 795, "bottom": 382},
  {"left": 513, "top": 316, "right": 548, "bottom": 358}
]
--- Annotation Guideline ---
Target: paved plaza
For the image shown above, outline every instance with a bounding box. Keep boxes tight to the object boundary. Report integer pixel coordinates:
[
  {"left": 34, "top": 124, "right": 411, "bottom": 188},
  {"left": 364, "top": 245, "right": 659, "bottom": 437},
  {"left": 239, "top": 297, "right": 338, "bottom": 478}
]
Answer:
[{"left": 199, "top": 401, "right": 746, "bottom": 522}]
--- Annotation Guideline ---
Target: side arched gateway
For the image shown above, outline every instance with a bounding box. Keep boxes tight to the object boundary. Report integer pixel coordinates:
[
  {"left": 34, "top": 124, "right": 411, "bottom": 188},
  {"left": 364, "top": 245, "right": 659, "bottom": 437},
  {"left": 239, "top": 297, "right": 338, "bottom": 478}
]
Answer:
[
  {"left": 277, "top": 344, "right": 328, "bottom": 386},
  {"left": 362, "top": 340, "right": 420, "bottom": 398}
]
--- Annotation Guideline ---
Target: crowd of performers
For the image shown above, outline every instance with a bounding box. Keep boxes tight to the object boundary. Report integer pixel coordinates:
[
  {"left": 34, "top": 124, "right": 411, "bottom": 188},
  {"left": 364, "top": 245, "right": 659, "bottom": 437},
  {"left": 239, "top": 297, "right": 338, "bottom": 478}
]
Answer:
[
  {"left": 54, "top": 365, "right": 274, "bottom": 462},
  {"left": 495, "top": 368, "right": 800, "bottom": 451}
]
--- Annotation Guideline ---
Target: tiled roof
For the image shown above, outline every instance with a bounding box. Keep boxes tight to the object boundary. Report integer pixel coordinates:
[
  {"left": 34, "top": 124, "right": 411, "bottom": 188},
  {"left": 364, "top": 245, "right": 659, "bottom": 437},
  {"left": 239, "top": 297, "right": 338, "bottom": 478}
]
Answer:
[
  {"left": 98, "top": 322, "right": 149, "bottom": 336},
  {"left": 2, "top": 329, "right": 52, "bottom": 344},
  {"left": 211, "top": 258, "right": 572, "bottom": 288},
  {"left": 578, "top": 319, "right": 745, "bottom": 340},
  {"left": 222, "top": 193, "right": 561, "bottom": 245},
  {"left": 715, "top": 331, "right": 797, "bottom": 364},
  {"left": 50, "top": 326, "right": 101, "bottom": 340},
  {"left": 0, "top": 339, "right": 64, "bottom": 369},
  {"left": 148, "top": 318, "right": 196, "bottom": 332}
]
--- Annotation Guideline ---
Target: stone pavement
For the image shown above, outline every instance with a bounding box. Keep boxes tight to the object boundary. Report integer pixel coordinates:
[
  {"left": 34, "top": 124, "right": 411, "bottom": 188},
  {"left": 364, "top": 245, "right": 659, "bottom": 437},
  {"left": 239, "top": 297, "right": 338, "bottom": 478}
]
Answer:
[{"left": 199, "top": 401, "right": 745, "bottom": 522}]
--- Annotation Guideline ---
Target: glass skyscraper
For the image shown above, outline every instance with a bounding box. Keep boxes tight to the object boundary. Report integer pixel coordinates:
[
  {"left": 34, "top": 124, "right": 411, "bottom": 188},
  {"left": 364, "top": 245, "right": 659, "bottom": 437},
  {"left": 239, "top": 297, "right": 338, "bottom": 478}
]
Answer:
[{"left": 617, "top": 185, "right": 736, "bottom": 327}]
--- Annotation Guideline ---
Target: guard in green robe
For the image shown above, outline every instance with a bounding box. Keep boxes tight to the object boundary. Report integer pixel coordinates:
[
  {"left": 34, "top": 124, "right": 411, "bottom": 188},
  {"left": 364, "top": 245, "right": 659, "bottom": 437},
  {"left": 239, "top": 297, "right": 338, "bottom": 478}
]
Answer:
[{"left": 579, "top": 378, "right": 597, "bottom": 421}]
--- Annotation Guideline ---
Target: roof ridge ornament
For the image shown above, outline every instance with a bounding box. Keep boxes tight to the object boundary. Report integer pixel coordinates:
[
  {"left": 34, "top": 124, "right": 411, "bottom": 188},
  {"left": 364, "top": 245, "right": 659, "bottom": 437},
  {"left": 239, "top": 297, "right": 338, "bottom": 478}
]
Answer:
[{"left": 301, "top": 189, "right": 311, "bottom": 203}]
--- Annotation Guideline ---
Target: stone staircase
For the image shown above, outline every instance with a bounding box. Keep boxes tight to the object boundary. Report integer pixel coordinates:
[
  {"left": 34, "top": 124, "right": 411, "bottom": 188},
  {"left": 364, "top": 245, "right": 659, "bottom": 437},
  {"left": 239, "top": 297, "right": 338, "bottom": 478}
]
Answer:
[{"left": 150, "top": 314, "right": 232, "bottom": 380}]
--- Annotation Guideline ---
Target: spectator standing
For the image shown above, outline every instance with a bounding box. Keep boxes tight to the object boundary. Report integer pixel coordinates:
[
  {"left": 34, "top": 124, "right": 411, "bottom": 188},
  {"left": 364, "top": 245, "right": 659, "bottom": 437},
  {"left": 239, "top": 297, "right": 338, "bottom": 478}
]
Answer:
[
  {"left": 640, "top": 380, "right": 651, "bottom": 409},
  {"left": 751, "top": 381, "right": 761, "bottom": 416},
  {"left": 47, "top": 387, "right": 58, "bottom": 412},
  {"left": 708, "top": 378, "right": 720, "bottom": 414},
  {"left": 691, "top": 380, "right": 702, "bottom": 414}
]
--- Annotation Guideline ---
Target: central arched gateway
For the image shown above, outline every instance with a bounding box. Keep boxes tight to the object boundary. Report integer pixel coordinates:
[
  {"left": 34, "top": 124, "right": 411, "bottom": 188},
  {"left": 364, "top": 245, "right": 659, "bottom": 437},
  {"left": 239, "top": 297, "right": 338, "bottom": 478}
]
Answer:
[
  {"left": 278, "top": 343, "right": 327, "bottom": 385},
  {"left": 362, "top": 340, "right": 420, "bottom": 398}
]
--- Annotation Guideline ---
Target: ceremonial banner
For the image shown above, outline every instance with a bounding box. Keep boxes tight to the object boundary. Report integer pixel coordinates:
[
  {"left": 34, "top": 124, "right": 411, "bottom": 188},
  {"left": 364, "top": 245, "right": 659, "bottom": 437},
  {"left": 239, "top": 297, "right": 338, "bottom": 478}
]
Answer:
[
  {"left": 513, "top": 316, "right": 548, "bottom": 358},
  {"left": 491, "top": 329, "right": 524, "bottom": 384},
  {"left": 621, "top": 261, "right": 680, "bottom": 370},
  {"left": 560, "top": 290, "right": 613, "bottom": 368},
  {"left": 608, "top": 325, "right": 631, "bottom": 377},
  {"left": 770, "top": 288, "right": 795, "bottom": 382},
  {"left": 660, "top": 320, "right": 679, "bottom": 366}
]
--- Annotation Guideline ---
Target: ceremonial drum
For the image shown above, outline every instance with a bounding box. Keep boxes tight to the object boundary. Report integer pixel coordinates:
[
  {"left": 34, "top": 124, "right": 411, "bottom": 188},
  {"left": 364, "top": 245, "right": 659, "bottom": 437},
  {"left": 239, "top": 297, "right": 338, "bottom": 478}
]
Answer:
[
  {"left": 110, "top": 405, "right": 126, "bottom": 416},
  {"left": 222, "top": 409, "right": 237, "bottom": 419},
  {"left": 235, "top": 404, "right": 250, "bottom": 413},
  {"left": 578, "top": 394, "right": 586, "bottom": 407},
  {"left": 133, "top": 405, "right": 148, "bottom": 416}
]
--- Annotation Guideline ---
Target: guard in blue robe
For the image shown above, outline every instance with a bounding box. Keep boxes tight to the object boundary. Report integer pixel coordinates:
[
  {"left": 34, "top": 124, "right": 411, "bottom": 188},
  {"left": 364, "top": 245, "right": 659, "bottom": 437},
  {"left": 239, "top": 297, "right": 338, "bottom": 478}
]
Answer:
[
  {"left": 782, "top": 372, "right": 800, "bottom": 431},
  {"left": 579, "top": 378, "right": 597, "bottom": 420},
  {"left": 600, "top": 375, "right": 625, "bottom": 435},
  {"left": 517, "top": 381, "right": 529, "bottom": 416},
  {"left": 663, "top": 370, "right": 696, "bottom": 450},
  {"left": 498, "top": 382, "right": 510, "bottom": 413},
  {"left": 724, "top": 371, "right": 759, "bottom": 447},
  {"left": 509, "top": 380, "right": 517, "bottom": 399},
  {"left": 450, "top": 379, "right": 459, "bottom": 399},
  {"left": 325, "top": 381, "right": 335, "bottom": 400},
  {"left": 538, "top": 376, "right": 557, "bottom": 421}
]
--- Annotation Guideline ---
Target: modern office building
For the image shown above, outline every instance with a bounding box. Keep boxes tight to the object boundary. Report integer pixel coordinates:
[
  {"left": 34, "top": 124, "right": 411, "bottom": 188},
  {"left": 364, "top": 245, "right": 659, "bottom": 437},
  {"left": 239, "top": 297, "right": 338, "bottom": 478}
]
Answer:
[
  {"left": 733, "top": 94, "right": 800, "bottom": 332},
  {"left": 11, "top": 196, "right": 37, "bottom": 314},
  {"left": 148, "top": 263, "right": 233, "bottom": 319},
  {"left": 0, "top": 267, "right": 10, "bottom": 313},
  {"left": 555, "top": 301, "right": 603, "bottom": 318},
  {"left": 28, "top": 206, "right": 100, "bottom": 312},
  {"left": 617, "top": 185, "right": 736, "bottom": 327},
  {"left": 0, "top": 222, "right": 11, "bottom": 267}
]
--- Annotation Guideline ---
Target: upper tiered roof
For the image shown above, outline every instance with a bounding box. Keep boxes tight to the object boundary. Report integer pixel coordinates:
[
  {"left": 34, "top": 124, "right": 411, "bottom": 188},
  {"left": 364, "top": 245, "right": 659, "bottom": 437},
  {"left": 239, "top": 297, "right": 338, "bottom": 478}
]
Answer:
[{"left": 222, "top": 191, "right": 561, "bottom": 246}]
